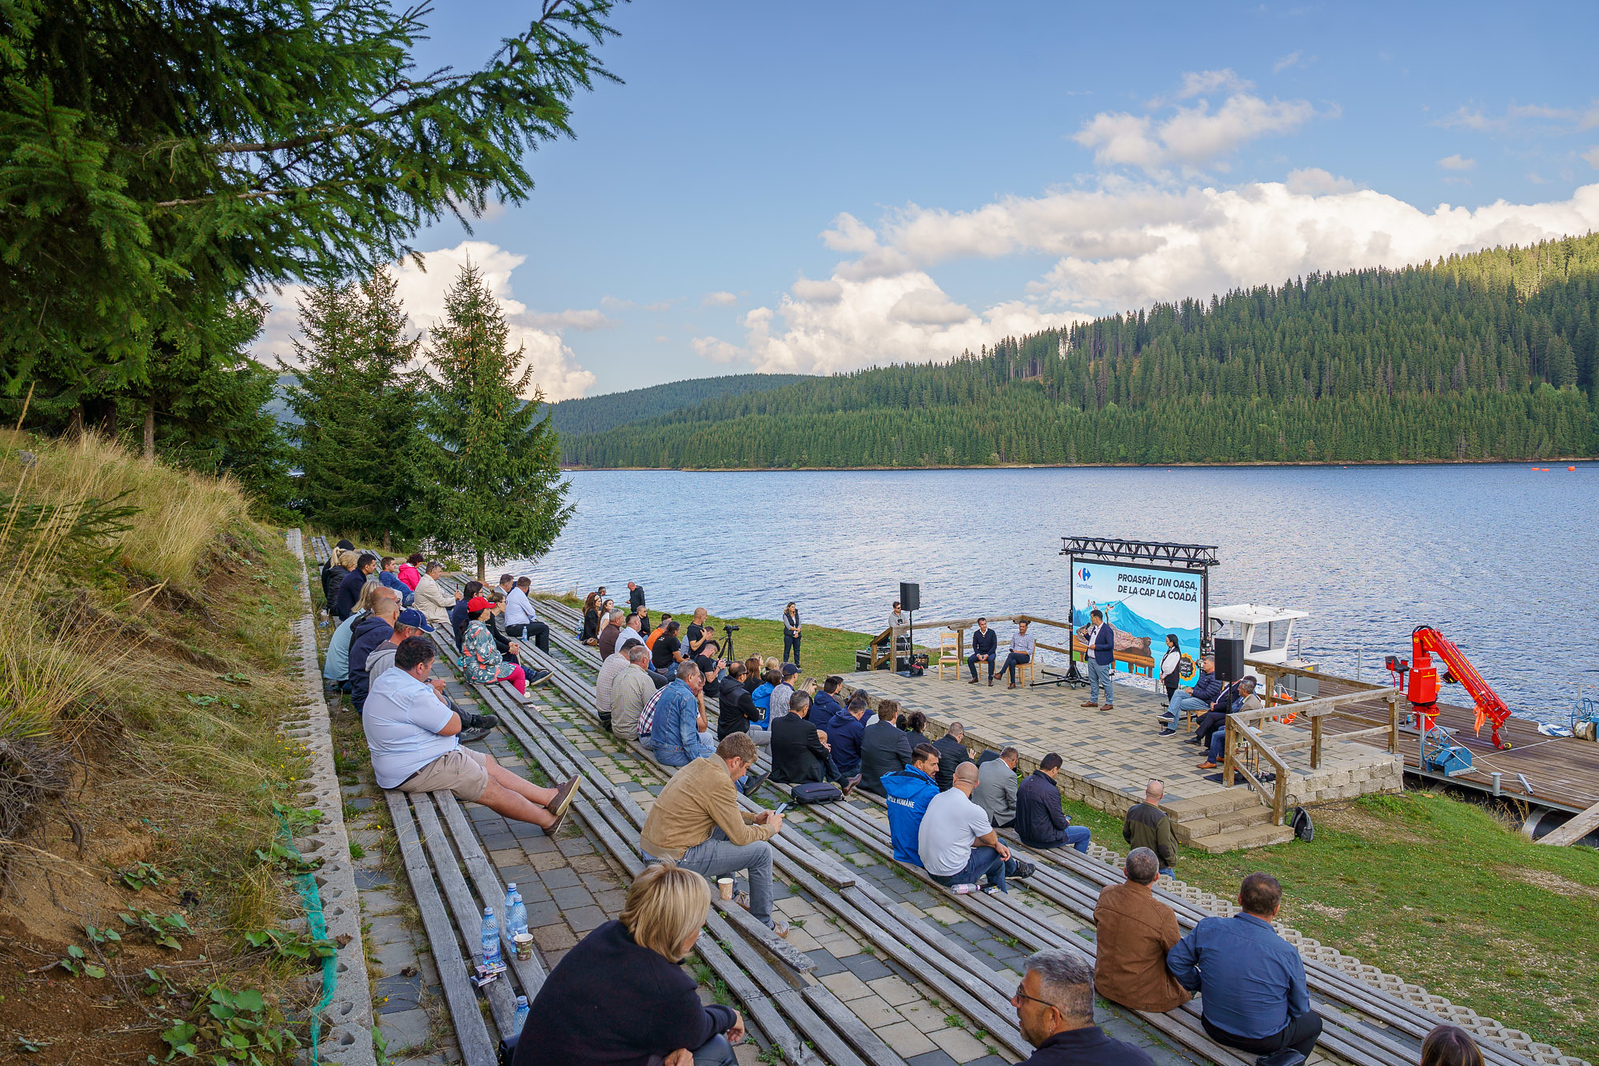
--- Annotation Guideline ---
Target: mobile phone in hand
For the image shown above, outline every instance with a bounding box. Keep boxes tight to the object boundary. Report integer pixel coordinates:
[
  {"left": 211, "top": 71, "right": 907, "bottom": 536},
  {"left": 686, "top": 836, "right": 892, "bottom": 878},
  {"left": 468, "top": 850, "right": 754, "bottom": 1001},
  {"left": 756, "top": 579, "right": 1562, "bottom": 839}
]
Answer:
[{"left": 775, "top": 802, "right": 793, "bottom": 815}]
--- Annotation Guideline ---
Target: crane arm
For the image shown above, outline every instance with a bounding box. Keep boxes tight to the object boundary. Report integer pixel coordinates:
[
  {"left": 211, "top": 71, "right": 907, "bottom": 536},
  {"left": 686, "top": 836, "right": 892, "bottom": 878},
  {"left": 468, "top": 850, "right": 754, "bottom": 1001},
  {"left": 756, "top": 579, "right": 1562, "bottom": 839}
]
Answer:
[{"left": 1409, "top": 625, "right": 1512, "bottom": 747}]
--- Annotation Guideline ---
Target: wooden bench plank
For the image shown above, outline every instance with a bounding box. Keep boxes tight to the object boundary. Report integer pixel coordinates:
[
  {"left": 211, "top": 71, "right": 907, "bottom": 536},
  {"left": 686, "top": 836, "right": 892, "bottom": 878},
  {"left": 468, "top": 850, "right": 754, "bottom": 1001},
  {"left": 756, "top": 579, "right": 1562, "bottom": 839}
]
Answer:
[{"left": 382, "top": 789, "right": 498, "bottom": 1066}]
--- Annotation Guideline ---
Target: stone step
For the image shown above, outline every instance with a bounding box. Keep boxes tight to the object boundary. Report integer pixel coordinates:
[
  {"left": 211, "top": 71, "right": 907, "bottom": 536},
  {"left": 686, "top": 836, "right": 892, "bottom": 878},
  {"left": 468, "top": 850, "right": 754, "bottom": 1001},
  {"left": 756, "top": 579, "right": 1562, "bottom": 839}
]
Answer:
[
  {"left": 1170, "top": 803, "right": 1275, "bottom": 845},
  {"left": 1188, "top": 821, "right": 1297, "bottom": 854}
]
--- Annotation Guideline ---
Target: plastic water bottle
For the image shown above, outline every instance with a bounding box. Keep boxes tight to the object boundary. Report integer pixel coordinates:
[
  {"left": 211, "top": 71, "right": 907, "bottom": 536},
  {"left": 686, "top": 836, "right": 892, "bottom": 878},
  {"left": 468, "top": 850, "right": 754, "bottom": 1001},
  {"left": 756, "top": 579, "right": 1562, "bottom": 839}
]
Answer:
[
  {"left": 480, "top": 907, "right": 501, "bottom": 966},
  {"left": 505, "top": 883, "right": 527, "bottom": 939},
  {"left": 512, "top": 994, "right": 530, "bottom": 1032}
]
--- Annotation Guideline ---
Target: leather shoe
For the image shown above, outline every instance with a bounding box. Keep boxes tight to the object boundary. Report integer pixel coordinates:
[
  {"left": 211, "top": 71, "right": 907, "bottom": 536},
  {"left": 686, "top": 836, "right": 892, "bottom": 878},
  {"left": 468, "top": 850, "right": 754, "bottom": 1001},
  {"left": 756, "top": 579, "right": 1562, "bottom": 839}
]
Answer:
[
  {"left": 1079, "top": 700, "right": 1098, "bottom": 708},
  {"left": 1196, "top": 760, "right": 1218, "bottom": 770}
]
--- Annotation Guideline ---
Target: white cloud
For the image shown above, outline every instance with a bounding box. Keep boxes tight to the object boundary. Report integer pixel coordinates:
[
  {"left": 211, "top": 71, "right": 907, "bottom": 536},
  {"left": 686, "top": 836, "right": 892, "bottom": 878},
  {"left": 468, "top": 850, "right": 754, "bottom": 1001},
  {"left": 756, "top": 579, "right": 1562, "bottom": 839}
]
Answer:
[
  {"left": 701, "top": 273, "right": 1087, "bottom": 376},
  {"left": 1438, "top": 154, "right": 1476, "bottom": 171},
  {"left": 791, "top": 277, "right": 843, "bottom": 302},
  {"left": 1285, "top": 168, "right": 1361, "bottom": 194},
  {"left": 702, "top": 291, "right": 738, "bottom": 307},
  {"left": 709, "top": 180, "right": 1599, "bottom": 377},
  {"left": 256, "top": 240, "right": 597, "bottom": 401},
  {"left": 1272, "top": 51, "right": 1303, "bottom": 73},
  {"left": 1177, "top": 69, "right": 1253, "bottom": 99},
  {"left": 1581, "top": 146, "right": 1599, "bottom": 169},
  {"left": 1438, "top": 100, "right": 1599, "bottom": 134},
  {"left": 820, "top": 213, "right": 881, "bottom": 253},
  {"left": 1074, "top": 93, "right": 1322, "bottom": 175}
]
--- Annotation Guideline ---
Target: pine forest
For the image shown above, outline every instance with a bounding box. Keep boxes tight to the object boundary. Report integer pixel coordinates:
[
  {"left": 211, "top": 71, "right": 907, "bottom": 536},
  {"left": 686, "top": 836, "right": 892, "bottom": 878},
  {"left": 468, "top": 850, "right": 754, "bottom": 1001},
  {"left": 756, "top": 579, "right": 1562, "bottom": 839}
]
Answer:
[{"left": 562, "top": 233, "right": 1599, "bottom": 468}]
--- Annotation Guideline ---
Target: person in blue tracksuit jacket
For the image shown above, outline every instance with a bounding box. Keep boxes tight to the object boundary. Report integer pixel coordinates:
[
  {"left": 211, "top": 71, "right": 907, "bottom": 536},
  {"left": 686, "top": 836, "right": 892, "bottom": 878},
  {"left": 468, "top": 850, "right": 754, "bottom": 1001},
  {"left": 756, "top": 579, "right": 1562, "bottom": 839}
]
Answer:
[{"left": 881, "top": 746, "right": 941, "bottom": 866}]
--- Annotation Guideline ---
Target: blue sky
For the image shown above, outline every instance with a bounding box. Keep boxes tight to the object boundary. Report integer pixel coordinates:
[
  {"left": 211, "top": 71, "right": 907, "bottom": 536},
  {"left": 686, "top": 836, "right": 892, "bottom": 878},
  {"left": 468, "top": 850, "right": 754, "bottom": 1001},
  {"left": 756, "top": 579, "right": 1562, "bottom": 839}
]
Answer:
[{"left": 258, "top": 1, "right": 1599, "bottom": 397}]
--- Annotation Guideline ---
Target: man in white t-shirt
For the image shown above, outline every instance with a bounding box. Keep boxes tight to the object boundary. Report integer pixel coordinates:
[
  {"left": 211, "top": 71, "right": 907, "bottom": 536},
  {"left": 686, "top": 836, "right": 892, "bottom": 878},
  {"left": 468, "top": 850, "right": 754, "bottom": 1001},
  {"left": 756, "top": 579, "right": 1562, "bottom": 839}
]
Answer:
[
  {"left": 615, "top": 613, "right": 647, "bottom": 654},
  {"left": 918, "top": 761, "right": 1036, "bottom": 894},
  {"left": 365, "top": 636, "right": 580, "bottom": 831},
  {"left": 503, "top": 575, "right": 550, "bottom": 654}
]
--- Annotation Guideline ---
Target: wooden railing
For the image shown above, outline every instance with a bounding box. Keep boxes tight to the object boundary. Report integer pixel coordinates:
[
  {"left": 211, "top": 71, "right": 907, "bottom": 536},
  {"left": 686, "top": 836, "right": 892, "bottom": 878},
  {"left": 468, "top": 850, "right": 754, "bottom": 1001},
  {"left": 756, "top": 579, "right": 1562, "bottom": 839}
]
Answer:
[{"left": 1224, "top": 687, "right": 1402, "bottom": 825}]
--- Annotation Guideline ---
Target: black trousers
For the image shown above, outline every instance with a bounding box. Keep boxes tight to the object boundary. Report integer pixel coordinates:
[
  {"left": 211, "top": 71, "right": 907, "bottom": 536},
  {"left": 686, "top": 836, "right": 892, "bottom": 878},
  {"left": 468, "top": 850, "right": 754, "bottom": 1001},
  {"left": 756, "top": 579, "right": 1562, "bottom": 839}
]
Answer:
[
  {"left": 1203, "top": 1012, "right": 1322, "bottom": 1060},
  {"left": 506, "top": 620, "right": 550, "bottom": 654},
  {"left": 968, "top": 652, "right": 994, "bottom": 681},
  {"left": 783, "top": 630, "right": 801, "bottom": 665},
  {"left": 1194, "top": 709, "right": 1228, "bottom": 745}
]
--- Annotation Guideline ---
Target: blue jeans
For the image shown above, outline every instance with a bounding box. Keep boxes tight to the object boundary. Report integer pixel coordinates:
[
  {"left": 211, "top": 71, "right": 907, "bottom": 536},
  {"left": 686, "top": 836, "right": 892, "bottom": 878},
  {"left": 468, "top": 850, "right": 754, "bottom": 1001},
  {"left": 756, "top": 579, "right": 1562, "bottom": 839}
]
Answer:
[
  {"left": 1087, "top": 659, "right": 1115, "bottom": 704},
  {"left": 1208, "top": 730, "right": 1227, "bottom": 763},
  {"left": 1159, "top": 867, "right": 1175, "bottom": 878},
  {"left": 931, "top": 846, "right": 1022, "bottom": 892},
  {"left": 646, "top": 1035, "right": 736, "bottom": 1066},
  {"left": 651, "top": 730, "right": 716, "bottom": 768},
  {"left": 1167, "top": 691, "right": 1209, "bottom": 719},
  {"left": 666, "top": 828, "right": 776, "bottom": 928},
  {"left": 1063, "top": 825, "right": 1092, "bottom": 854}
]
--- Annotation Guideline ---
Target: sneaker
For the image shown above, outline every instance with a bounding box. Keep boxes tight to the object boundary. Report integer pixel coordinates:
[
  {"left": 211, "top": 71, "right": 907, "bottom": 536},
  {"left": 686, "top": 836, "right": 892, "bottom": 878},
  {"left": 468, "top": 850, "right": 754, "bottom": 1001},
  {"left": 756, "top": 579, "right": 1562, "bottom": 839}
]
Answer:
[
  {"left": 1158, "top": 712, "right": 1175, "bottom": 722},
  {"left": 742, "top": 771, "right": 771, "bottom": 797},
  {"left": 769, "top": 920, "right": 790, "bottom": 940},
  {"left": 526, "top": 669, "right": 553, "bottom": 687},
  {"left": 733, "top": 890, "right": 752, "bottom": 911},
  {"left": 951, "top": 883, "right": 979, "bottom": 895},
  {"left": 543, "top": 775, "right": 582, "bottom": 835},
  {"left": 982, "top": 884, "right": 1002, "bottom": 895},
  {"left": 1158, "top": 728, "right": 1177, "bottom": 737},
  {"left": 1012, "top": 861, "right": 1037, "bottom": 879}
]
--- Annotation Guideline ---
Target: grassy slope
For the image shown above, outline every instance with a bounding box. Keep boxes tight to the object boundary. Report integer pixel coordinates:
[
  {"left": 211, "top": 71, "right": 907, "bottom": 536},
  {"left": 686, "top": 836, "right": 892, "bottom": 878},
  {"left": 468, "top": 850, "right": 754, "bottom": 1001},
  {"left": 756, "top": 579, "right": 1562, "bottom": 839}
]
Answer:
[
  {"left": 563, "top": 600, "right": 1599, "bottom": 1057},
  {"left": 0, "top": 434, "right": 315, "bottom": 1065}
]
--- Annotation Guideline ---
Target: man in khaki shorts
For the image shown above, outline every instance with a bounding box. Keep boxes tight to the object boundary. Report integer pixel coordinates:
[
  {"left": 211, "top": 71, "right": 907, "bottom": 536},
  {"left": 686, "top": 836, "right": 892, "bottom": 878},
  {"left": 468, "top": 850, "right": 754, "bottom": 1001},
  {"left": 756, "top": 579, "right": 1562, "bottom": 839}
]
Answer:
[{"left": 364, "top": 636, "right": 580, "bottom": 831}]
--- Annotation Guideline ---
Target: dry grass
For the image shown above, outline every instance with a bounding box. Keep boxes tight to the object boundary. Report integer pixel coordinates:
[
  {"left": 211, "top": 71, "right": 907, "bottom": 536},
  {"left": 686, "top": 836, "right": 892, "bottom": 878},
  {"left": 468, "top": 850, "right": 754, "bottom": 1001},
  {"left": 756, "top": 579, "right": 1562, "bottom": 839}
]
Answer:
[{"left": 2, "top": 429, "right": 250, "bottom": 589}]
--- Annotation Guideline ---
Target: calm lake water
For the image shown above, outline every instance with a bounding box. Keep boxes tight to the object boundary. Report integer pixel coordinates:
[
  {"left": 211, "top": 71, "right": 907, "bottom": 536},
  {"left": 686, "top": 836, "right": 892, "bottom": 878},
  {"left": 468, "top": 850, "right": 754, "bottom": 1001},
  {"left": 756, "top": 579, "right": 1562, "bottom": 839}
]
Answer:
[{"left": 506, "top": 464, "right": 1599, "bottom": 725}]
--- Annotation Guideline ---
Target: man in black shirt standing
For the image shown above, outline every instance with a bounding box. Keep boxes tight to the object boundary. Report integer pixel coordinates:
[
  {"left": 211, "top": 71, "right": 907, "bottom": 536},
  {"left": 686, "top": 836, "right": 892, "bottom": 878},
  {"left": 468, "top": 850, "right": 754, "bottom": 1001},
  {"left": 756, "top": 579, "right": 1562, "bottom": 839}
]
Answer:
[{"left": 627, "top": 580, "right": 648, "bottom": 632}]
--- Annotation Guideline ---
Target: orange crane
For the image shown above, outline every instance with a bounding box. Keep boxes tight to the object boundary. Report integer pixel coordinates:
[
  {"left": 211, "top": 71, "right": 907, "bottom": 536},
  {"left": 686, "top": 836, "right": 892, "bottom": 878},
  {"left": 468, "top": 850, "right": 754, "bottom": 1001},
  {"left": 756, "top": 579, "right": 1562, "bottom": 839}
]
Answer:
[{"left": 1388, "top": 626, "right": 1513, "bottom": 750}]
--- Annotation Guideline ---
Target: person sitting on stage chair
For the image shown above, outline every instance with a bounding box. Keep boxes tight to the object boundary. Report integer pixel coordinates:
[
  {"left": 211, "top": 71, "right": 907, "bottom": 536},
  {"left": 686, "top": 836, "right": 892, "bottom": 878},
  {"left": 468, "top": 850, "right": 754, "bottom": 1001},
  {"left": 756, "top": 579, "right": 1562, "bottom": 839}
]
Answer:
[
  {"left": 999, "top": 620, "right": 1036, "bottom": 689},
  {"left": 1197, "top": 677, "right": 1265, "bottom": 770},
  {"left": 1160, "top": 654, "right": 1221, "bottom": 736},
  {"left": 968, "top": 617, "right": 999, "bottom": 686}
]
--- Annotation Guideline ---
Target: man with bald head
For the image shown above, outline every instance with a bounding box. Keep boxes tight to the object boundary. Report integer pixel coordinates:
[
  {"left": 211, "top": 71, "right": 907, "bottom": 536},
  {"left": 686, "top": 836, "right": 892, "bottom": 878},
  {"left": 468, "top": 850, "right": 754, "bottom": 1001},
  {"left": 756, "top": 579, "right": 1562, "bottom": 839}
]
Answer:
[
  {"left": 1092, "top": 848, "right": 1190, "bottom": 1013},
  {"left": 919, "top": 761, "right": 1037, "bottom": 894}
]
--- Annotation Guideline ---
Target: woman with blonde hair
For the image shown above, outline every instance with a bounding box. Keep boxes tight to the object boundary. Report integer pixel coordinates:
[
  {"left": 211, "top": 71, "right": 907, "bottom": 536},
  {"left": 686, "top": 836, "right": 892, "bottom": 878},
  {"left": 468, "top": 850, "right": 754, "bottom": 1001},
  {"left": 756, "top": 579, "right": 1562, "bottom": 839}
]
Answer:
[
  {"left": 514, "top": 862, "right": 742, "bottom": 1065},
  {"left": 1421, "top": 1026, "right": 1485, "bottom": 1066}
]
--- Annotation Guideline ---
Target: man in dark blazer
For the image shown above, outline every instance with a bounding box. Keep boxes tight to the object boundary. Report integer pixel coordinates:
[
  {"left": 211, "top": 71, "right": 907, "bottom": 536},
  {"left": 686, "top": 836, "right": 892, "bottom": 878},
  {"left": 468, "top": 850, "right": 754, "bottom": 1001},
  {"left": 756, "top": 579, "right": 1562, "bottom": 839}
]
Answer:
[
  {"left": 858, "top": 701, "right": 913, "bottom": 796},
  {"left": 968, "top": 617, "right": 999, "bottom": 686},
  {"left": 931, "top": 722, "right": 971, "bottom": 791},
  {"left": 770, "top": 691, "right": 847, "bottom": 787},
  {"left": 1081, "top": 608, "right": 1117, "bottom": 710}
]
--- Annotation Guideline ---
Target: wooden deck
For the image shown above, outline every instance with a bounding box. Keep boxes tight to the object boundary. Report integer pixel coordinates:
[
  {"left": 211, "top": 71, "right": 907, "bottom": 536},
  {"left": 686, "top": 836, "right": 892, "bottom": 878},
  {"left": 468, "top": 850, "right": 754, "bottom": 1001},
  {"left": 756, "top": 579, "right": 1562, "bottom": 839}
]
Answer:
[{"left": 1289, "top": 671, "right": 1599, "bottom": 815}]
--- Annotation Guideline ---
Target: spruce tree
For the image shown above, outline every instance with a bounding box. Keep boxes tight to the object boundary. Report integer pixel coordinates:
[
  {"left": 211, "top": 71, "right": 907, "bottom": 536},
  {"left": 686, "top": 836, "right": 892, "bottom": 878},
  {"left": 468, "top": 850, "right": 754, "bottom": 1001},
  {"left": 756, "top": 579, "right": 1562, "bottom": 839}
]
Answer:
[
  {"left": 418, "top": 262, "right": 571, "bottom": 581},
  {"left": 284, "top": 282, "right": 369, "bottom": 529}
]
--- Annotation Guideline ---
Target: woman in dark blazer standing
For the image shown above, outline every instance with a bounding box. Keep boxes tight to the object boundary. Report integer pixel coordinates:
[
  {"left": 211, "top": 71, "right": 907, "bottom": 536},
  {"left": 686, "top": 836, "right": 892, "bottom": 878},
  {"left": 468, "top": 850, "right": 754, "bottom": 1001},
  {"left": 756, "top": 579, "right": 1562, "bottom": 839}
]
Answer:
[{"left": 782, "top": 602, "right": 801, "bottom": 667}]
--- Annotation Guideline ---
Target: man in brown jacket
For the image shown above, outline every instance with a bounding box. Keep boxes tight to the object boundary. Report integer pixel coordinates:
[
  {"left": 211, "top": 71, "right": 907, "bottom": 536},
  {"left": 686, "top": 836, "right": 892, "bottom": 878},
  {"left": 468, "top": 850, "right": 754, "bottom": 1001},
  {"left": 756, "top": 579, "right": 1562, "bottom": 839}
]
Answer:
[
  {"left": 1092, "top": 848, "right": 1191, "bottom": 1012},
  {"left": 639, "top": 732, "right": 788, "bottom": 937}
]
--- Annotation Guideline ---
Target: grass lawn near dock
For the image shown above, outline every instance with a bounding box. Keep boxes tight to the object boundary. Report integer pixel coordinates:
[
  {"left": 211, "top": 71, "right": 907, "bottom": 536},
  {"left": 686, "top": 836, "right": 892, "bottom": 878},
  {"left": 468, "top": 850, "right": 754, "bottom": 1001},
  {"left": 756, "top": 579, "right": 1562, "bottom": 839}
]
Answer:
[{"left": 551, "top": 594, "right": 1599, "bottom": 1059}]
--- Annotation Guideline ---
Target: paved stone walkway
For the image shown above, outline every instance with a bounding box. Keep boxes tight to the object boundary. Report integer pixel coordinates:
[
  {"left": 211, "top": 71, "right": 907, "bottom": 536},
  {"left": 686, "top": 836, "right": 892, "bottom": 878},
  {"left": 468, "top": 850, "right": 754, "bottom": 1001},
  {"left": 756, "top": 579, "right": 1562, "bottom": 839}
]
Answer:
[{"left": 848, "top": 670, "right": 1400, "bottom": 844}]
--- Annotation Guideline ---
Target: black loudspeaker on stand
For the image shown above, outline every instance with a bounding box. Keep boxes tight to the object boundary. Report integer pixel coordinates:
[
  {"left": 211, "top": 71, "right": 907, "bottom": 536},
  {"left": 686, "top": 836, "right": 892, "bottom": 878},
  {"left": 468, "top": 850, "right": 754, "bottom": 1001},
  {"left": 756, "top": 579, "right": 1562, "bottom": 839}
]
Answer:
[
  {"left": 897, "top": 583, "right": 920, "bottom": 676},
  {"left": 1213, "top": 637, "right": 1245, "bottom": 683}
]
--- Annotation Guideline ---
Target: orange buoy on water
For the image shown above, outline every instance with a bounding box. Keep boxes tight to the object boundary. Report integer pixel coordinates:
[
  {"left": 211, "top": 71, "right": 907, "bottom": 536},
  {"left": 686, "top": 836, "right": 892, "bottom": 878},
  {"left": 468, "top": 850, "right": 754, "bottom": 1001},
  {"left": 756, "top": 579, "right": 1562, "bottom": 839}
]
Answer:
[{"left": 1570, "top": 466, "right": 1577, "bottom": 471}]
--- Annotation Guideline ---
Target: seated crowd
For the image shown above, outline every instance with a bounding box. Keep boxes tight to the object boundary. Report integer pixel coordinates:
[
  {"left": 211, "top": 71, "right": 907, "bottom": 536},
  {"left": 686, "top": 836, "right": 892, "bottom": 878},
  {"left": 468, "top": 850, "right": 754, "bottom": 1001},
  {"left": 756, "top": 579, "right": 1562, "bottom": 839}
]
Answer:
[{"left": 322, "top": 566, "right": 1481, "bottom": 1066}]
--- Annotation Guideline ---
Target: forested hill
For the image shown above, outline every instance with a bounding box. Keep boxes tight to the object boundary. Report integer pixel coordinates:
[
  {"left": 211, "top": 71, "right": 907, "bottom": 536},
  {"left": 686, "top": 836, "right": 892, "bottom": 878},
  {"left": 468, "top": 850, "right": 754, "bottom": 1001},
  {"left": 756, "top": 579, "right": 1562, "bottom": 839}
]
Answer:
[
  {"left": 541, "top": 373, "right": 808, "bottom": 436},
  {"left": 561, "top": 234, "right": 1599, "bottom": 468}
]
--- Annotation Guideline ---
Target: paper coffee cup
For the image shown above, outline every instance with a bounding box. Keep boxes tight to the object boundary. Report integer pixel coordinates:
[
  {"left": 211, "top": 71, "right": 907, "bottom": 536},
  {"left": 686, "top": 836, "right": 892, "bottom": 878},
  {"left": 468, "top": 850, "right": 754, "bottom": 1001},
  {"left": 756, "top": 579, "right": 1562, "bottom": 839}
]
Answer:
[
  {"left": 717, "top": 877, "right": 734, "bottom": 900},
  {"left": 513, "top": 933, "right": 534, "bottom": 961}
]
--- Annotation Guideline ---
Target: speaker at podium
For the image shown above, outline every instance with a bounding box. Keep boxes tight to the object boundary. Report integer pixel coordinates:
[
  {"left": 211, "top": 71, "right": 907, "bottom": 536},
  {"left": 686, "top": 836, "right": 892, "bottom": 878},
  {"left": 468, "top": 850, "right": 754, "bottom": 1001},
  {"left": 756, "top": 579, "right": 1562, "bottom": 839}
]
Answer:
[{"left": 1213, "top": 637, "right": 1245, "bottom": 682}]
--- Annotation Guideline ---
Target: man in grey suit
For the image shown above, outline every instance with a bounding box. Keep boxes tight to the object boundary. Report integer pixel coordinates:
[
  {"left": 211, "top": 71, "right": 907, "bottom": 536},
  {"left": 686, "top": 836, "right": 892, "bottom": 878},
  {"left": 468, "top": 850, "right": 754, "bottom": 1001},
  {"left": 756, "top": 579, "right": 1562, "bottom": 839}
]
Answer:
[
  {"left": 858, "top": 699, "right": 913, "bottom": 796},
  {"left": 974, "top": 747, "right": 1021, "bottom": 827}
]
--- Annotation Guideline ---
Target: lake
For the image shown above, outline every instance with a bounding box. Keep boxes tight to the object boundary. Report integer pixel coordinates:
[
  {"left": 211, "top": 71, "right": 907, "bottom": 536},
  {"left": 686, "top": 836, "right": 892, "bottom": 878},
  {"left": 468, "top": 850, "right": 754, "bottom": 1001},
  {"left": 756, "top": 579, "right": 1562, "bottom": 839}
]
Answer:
[{"left": 506, "top": 464, "right": 1598, "bottom": 726}]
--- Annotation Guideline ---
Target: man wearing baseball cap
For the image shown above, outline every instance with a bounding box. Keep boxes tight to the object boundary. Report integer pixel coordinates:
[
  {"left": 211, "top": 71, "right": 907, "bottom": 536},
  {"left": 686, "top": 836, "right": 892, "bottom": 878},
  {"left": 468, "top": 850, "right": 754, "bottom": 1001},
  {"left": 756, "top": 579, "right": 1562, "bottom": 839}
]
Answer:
[{"left": 367, "top": 609, "right": 499, "bottom": 743}]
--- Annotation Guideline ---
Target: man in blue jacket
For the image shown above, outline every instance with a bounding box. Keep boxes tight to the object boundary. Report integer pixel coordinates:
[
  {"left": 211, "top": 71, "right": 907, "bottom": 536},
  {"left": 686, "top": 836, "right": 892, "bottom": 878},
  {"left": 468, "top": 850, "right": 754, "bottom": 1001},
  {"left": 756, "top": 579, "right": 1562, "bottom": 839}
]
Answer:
[
  {"left": 1160, "top": 654, "right": 1220, "bottom": 735},
  {"left": 968, "top": 618, "right": 999, "bottom": 686},
  {"left": 811, "top": 676, "right": 847, "bottom": 722},
  {"left": 649, "top": 663, "right": 717, "bottom": 768},
  {"left": 1167, "top": 873, "right": 1322, "bottom": 1060},
  {"left": 1080, "top": 609, "right": 1116, "bottom": 710},
  {"left": 823, "top": 694, "right": 868, "bottom": 784},
  {"left": 882, "top": 745, "right": 941, "bottom": 866},
  {"left": 1014, "top": 753, "right": 1092, "bottom": 854}
]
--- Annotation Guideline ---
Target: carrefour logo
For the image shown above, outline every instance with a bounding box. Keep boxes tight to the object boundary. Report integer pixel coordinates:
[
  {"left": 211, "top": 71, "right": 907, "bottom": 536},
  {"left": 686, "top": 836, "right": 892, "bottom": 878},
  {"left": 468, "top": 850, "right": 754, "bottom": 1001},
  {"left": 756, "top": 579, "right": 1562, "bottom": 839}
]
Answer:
[{"left": 1077, "top": 567, "right": 1091, "bottom": 582}]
